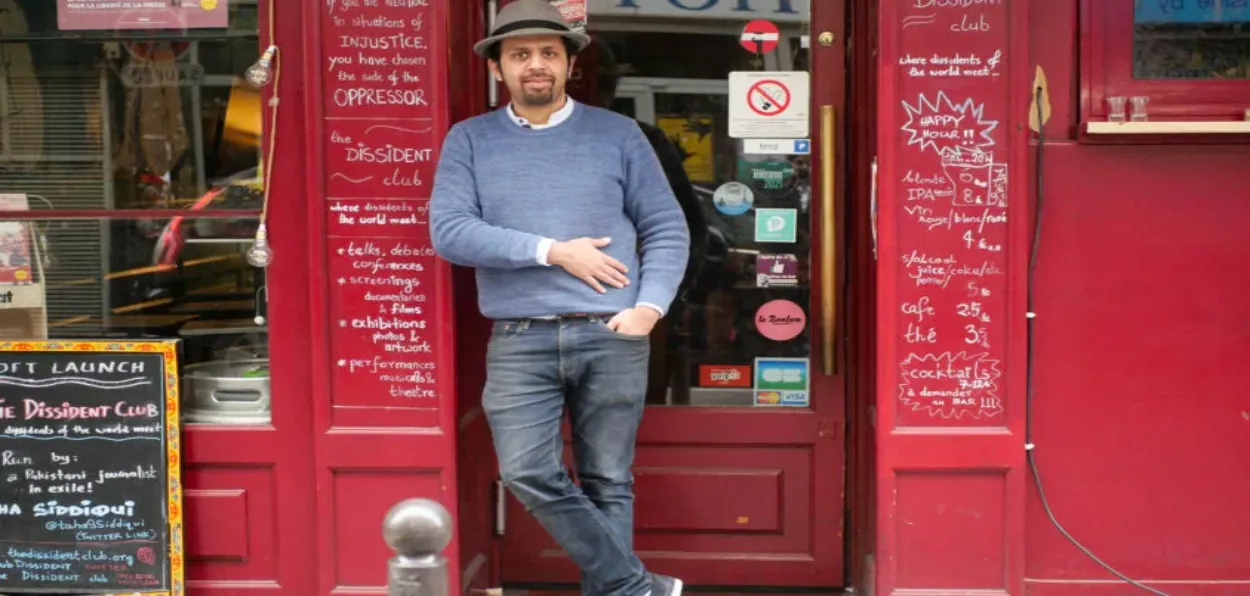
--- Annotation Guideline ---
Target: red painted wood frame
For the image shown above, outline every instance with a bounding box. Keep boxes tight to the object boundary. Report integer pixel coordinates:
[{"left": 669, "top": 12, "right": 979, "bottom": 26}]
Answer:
[
  {"left": 1082, "top": 0, "right": 1250, "bottom": 122},
  {"left": 445, "top": 1, "right": 497, "bottom": 593},
  {"left": 846, "top": 0, "right": 881, "bottom": 589},
  {"left": 299, "top": 1, "right": 462, "bottom": 595},
  {"left": 1, "top": 1, "right": 328, "bottom": 593},
  {"left": 874, "top": 0, "right": 1030, "bottom": 593}
]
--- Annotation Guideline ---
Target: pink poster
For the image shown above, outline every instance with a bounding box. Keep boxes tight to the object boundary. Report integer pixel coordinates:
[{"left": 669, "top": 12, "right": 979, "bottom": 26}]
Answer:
[{"left": 58, "top": 0, "right": 229, "bottom": 31}]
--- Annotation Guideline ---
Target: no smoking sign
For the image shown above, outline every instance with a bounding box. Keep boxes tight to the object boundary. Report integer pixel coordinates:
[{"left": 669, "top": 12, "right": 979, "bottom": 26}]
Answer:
[
  {"left": 729, "top": 71, "right": 810, "bottom": 139},
  {"left": 747, "top": 79, "right": 790, "bottom": 116}
]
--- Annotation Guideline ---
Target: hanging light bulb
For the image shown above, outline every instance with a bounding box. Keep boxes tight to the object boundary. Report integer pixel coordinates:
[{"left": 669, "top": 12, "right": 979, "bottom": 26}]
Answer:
[
  {"left": 247, "top": 224, "right": 273, "bottom": 268},
  {"left": 245, "top": 45, "right": 278, "bottom": 87}
]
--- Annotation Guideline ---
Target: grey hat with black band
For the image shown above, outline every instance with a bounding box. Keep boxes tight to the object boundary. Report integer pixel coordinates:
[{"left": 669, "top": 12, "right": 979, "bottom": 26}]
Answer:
[{"left": 473, "top": 0, "right": 591, "bottom": 58}]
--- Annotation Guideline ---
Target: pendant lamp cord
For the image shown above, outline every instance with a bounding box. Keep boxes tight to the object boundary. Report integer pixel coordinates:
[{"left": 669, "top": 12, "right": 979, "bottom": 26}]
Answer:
[
  {"left": 246, "top": 0, "right": 280, "bottom": 268},
  {"left": 260, "top": 0, "right": 278, "bottom": 225}
]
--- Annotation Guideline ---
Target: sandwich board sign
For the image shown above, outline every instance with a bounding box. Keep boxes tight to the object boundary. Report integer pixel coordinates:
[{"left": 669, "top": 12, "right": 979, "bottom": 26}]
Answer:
[{"left": 728, "top": 71, "right": 810, "bottom": 139}]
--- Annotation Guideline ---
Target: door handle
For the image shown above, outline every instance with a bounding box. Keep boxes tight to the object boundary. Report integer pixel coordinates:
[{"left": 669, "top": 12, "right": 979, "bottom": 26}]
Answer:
[{"left": 819, "top": 105, "right": 837, "bottom": 376}]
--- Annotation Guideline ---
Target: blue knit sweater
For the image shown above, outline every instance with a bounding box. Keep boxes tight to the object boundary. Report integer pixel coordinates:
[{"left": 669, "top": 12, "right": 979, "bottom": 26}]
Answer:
[{"left": 428, "top": 103, "right": 690, "bottom": 320}]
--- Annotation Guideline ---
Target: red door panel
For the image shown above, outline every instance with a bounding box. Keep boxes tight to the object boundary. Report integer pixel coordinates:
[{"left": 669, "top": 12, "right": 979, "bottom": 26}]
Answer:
[
  {"left": 501, "top": 412, "right": 840, "bottom": 586},
  {"left": 181, "top": 2, "right": 316, "bottom": 594},
  {"left": 874, "top": 0, "right": 1026, "bottom": 593},
  {"left": 300, "top": 0, "right": 463, "bottom": 594}
]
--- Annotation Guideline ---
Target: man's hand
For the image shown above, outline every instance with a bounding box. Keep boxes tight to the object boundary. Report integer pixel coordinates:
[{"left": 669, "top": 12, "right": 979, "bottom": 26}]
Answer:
[
  {"left": 607, "top": 307, "right": 660, "bottom": 337},
  {"left": 548, "top": 237, "right": 630, "bottom": 293}
]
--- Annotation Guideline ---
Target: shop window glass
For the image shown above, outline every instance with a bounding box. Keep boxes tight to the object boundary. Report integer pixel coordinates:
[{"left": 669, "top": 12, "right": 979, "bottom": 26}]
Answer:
[
  {"left": 1083, "top": 1, "right": 1250, "bottom": 124},
  {"left": 1134, "top": 8, "right": 1250, "bottom": 79},
  {"left": 0, "top": 1, "right": 268, "bottom": 425},
  {"left": 574, "top": 17, "right": 812, "bottom": 408}
]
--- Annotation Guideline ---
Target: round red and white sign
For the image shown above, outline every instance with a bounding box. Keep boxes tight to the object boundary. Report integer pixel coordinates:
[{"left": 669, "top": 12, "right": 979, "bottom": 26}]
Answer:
[{"left": 740, "top": 19, "right": 780, "bottom": 54}]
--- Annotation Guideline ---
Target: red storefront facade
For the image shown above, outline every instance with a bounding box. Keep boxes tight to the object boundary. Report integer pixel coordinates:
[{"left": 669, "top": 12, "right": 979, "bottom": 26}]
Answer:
[{"left": 16, "top": 0, "right": 1242, "bottom": 594}]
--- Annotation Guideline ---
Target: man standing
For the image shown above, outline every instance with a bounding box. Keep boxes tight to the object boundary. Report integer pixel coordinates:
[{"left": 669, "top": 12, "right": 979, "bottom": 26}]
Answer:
[{"left": 428, "top": 1, "right": 690, "bottom": 595}]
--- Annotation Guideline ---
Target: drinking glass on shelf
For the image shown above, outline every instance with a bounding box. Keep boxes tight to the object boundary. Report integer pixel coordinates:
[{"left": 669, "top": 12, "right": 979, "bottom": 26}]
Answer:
[
  {"left": 1106, "top": 96, "right": 1127, "bottom": 122},
  {"left": 1130, "top": 96, "right": 1149, "bottom": 122}
]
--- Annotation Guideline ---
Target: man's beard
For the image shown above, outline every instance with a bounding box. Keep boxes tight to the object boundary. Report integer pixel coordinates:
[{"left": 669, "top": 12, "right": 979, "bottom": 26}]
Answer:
[
  {"left": 519, "top": 88, "right": 556, "bottom": 106},
  {"left": 515, "top": 75, "right": 559, "bottom": 106}
]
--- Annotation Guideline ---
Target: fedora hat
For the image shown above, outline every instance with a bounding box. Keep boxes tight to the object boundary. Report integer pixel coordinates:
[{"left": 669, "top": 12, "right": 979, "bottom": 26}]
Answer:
[{"left": 473, "top": 0, "right": 591, "bottom": 58}]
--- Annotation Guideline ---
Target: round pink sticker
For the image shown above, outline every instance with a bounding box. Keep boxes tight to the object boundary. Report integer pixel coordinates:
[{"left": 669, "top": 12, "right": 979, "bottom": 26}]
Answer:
[{"left": 755, "top": 299, "right": 806, "bottom": 341}]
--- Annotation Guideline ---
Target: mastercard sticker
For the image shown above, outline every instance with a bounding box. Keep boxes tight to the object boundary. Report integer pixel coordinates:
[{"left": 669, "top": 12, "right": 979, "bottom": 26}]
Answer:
[{"left": 755, "top": 390, "right": 782, "bottom": 405}]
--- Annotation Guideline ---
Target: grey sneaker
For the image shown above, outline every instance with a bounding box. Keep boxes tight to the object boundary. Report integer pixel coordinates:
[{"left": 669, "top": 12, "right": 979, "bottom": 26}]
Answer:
[{"left": 649, "top": 572, "right": 683, "bottom": 596}]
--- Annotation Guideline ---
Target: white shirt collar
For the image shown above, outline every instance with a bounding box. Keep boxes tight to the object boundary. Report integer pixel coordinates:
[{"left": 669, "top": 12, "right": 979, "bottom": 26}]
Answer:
[{"left": 507, "top": 97, "right": 576, "bottom": 130}]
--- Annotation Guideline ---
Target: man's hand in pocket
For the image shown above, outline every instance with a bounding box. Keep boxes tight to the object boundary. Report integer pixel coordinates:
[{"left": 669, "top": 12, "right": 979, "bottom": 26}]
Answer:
[{"left": 607, "top": 307, "right": 660, "bottom": 337}]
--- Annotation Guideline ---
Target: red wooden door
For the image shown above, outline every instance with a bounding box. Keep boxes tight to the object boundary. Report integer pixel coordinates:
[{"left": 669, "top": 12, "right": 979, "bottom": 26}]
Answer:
[
  {"left": 299, "top": 1, "right": 464, "bottom": 595},
  {"left": 496, "top": 0, "right": 850, "bottom": 588},
  {"left": 179, "top": 2, "right": 319, "bottom": 595},
  {"left": 874, "top": 0, "right": 1026, "bottom": 593}
]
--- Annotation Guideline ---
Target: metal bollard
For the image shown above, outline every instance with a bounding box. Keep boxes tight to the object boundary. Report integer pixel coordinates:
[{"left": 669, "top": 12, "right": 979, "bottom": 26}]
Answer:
[{"left": 383, "top": 497, "right": 453, "bottom": 596}]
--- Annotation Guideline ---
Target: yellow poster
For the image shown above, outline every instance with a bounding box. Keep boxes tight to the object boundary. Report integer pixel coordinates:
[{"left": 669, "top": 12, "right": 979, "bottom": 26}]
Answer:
[{"left": 657, "top": 115, "right": 715, "bottom": 184}]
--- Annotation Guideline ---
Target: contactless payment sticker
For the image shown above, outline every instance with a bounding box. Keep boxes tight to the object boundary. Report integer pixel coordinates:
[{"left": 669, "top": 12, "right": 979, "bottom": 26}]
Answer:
[
  {"left": 756, "top": 254, "right": 798, "bottom": 287},
  {"left": 754, "top": 208, "right": 797, "bottom": 243},
  {"left": 713, "top": 181, "right": 754, "bottom": 215},
  {"left": 754, "top": 357, "right": 809, "bottom": 407},
  {"left": 755, "top": 299, "right": 806, "bottom": 341}
]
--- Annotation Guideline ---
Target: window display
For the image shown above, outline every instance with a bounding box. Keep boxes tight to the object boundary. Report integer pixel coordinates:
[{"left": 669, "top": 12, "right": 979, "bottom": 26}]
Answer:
[
  {"left": 1134, "top": 8, "right": 1250, "bottom": 80},
  {"left": 0, "top": 0, "right": 267, "bottom": 424},
  {"left": 1082, "top": 0, "right": 1250, "bottom": 124},
  {"left": 575, "top": 29, "right": 813, "bottom": 407}
]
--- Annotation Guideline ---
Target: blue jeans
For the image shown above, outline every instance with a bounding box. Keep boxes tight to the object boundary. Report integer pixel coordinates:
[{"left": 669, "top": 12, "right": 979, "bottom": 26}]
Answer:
[{"left": 483, "top": 316, "right": 651, "bottom": 596}]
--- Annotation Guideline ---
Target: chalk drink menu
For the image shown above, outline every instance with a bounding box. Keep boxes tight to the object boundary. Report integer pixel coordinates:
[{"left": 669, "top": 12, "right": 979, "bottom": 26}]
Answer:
[
  {"left": 891, "top": 0, "right": 1011, "bottom": 425},
  {"left": 0, "top": 340, "right": 184, "bottom": 595}
]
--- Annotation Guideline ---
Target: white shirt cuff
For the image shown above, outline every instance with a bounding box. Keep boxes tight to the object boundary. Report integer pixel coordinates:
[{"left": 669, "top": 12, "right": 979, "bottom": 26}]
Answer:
[
  {"left": 637, "top": 302, "right": 665, "bottom": 317},
  {"left": 536, "top": 238, "right": 555, "bottom": 266}
]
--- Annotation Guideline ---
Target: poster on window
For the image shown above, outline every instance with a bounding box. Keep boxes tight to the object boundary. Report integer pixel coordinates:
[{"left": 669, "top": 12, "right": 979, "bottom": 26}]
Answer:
[
  {"left": 57, "top": 0, "right": 229, "bottom": 31},
  {"left": 0, "top": 194, "right": 33, "bottom": 286},
  {"left": 1135, "top": 1, "right": 1250, "bottom": 23},
  {"left": 657, "top": 115, "right": 716, "bottom": 184},
  {"left": 548, "top": 0, "right": 587, "bottom": 32}
]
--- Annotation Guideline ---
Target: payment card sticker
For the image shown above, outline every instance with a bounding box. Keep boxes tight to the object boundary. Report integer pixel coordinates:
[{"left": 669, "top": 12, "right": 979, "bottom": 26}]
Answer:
[{"left": 753, "top": 357, "right": 809, "bottom": 407}]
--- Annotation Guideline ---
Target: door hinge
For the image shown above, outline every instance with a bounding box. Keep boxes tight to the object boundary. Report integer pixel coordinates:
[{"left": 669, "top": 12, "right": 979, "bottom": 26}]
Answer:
[
  {"left": 486, "top": 0, "right": 499, "bottom": 108},
  {"left": 870, "top": 156, "right": 878, "bottom": 261},
  {"left": 493, "top": 479, "right": 506, "bottom": 536},
  {"left": 818, "top": 419, "right": 842, "bottom": 440}
]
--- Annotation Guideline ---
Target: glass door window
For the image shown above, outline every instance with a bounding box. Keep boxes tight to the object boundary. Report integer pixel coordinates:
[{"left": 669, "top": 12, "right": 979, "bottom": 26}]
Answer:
[{"left": 568, "top": 26, "right": 812, "bottom": 408}]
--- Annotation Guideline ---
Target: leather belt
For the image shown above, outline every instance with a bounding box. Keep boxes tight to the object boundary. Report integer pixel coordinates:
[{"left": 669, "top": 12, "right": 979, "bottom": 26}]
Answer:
[{"left": 504, "top": 312, "right": 617, "bottom": 322}]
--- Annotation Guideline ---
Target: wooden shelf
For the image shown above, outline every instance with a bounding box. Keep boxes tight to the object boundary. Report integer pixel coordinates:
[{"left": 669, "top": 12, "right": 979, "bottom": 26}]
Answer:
[{"left": 1085, "top": 121, "right": 1250, "bottom": 135}]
